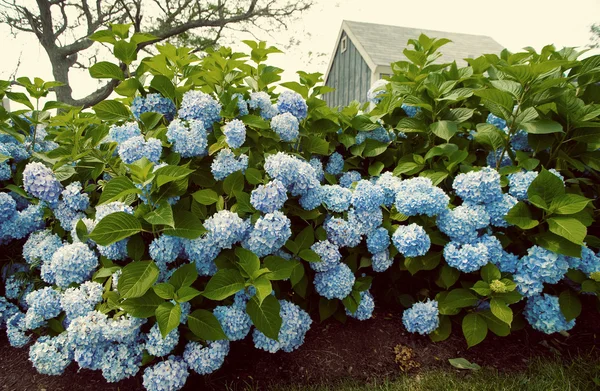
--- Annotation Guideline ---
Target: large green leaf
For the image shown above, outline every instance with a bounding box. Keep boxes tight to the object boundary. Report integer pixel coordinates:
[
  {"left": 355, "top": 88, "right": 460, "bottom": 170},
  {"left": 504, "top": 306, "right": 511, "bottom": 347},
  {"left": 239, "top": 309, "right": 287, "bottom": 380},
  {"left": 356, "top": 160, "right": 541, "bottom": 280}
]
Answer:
[
  {"left": 169, "top": 263, "right": 198, "bottom": 290},
  {"left": 504, "top": 202, "right": 539, "bottom": 229},
  {"left": 192, "top": 189, "right": 219, "bottom": 205},
  {"left": 154, "top": 165, "right": 194, "bottom": 187},
  {"left": 550, "top": 194, "right": 590, "bottom": 215},
  {"left": 246, "top": 295, "right": 282, "bottom": 340},
  {"left": 188, "top": 309, "right": 228, "bottom": 340},
  {"left": 441, "top": 288, "right": 479, "bottom": 310},
  {"left": 163, "top": 211, "right": 206, "bottom": 239},
  {"left": 522, "top": 120, "right": 564, "bottom": 134},
  {"left": 547, "top": 216, "right": 586, "bottom": 245},
  {"left": 155, "top": 302, "right": 181, "bottom": 337},
  {"left": 144, "top": 202, "right": 174, "bottom": 227},
  {"left": 559, "top": 290, "right": 581, "bottom": 322},
  {"left": 527, "top": 169, "right": 565, "bottom": 208},
  {"left": 235, "top": 247, "right": 260, "bottom": 278},
  {"left": 98, "top": 176, "right": 140, "bottom": 205},
  {"left": 89, "top": 212, "right": 142, "bottom": 246},
  {"left": 490, "top": 299, "right": 513, "bottom": 326},
  {"left": 119, "top": 290, "right": 163, "bottom": 318},
  {"left": 462, "top": 313, "right": 488, "bottom": 348},
  {"left": 430, "top": 121, "right": 458, "bottom": 141},
  {"left": 202, "top": 269, "right": 245, "bottom": 301},
  {"left": 93, "top": 100, "right": 130, "bottom": 121},
  {"left": 118, "top": 261, "right": 160, "bottom": 299},
  {"left": 479, "top": 311, "right": 510, "bottom": 337},
  {"left": 89, "top": 62, "right": 124, "bottom": 80}
]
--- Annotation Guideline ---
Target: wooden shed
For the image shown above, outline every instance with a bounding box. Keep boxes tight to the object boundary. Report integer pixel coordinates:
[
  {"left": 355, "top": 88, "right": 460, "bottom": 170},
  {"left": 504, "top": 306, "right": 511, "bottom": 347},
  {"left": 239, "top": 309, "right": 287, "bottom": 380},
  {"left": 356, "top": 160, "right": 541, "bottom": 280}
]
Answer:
[{"left": 323, "top": 20, "right": 504, "bottom": 107}]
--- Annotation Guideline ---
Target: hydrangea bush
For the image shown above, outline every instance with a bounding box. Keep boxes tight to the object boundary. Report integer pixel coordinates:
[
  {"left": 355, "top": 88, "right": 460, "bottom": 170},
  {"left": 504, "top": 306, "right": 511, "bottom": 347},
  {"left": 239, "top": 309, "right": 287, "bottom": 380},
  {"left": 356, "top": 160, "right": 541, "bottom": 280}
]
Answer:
[{"left": 1, "top": 26, "right": 599, "bottom": 389}]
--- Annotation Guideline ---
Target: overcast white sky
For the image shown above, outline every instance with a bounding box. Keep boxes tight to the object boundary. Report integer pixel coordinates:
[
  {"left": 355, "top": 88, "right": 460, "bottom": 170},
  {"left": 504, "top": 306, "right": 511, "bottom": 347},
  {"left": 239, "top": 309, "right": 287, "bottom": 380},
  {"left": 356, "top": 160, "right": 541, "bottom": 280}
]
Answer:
[{"left": 2, "top": 0, "right": 599, "bottom": 101}]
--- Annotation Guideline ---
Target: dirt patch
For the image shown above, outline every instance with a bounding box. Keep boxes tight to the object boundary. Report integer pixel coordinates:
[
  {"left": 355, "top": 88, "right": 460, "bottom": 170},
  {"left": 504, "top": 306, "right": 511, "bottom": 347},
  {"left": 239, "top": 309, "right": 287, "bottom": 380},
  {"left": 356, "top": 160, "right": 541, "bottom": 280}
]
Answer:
[{"left": 1, "top": 298, "right": 599, "bottom": 391}]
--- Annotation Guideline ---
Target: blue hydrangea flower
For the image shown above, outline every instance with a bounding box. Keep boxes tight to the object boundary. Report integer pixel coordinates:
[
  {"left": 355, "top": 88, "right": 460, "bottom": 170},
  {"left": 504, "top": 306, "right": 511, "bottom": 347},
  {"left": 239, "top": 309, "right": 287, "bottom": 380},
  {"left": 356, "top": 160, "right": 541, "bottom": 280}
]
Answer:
[
  {"left": 100, "top": 342, "right": 143, "bottom": 383},
  {"left": 436, "top": 204, "right": 490, "bottom": 243},
  {"left": 118, "top": 136, "right": 162, "bottom": 164},
  {"left": 367, "top": 227, "right": 390, "bottom": 255},
  {"left": 310, "top": 240, "right": 342, "bottom": 272},
  {"left": 486, "top": 113, "right": 507, "bottom": 130},
  {"left": 276, "top": 91, "right": 308, "bottom": 120},
  {"left": 351, "top": 180, "right": 384, "bottom": 211},
  {"left": 28, "top": 333, "right": 72, "bottom": 375},
  {"left": 46, "top": 243, "right": 98, "bottom": 287},
  {"left": 392, "top": 224, "right": 431, "bottom": 258},
  {"left": 508, "top": 171, "right": 538, "bottom": 200},
  {"left": 355, "top": 127, "right": 393, "bottom": 145},
  {"left": 0, "top": 192, "right": 17, "bottom": 221},
  {"left": 250, "top": 180, "right": 288, "bottom": 213},
  {"left": 348, "top": 207, "right": 382, "bottom": 236},
  {"left": 213, "top": 304, "right": 252, "bottom": 341},
  {"left": 0, "top": 203, "right": 44, "bottom": 243},
  {"left": 203, "top": 210, "right": 250, "bottom": 250},
  {"left": 339, "top": 170, "right": 362, "bottom": 188},
  {"left": 178, "top": 90, "right": 222, "bottom": 126},
  {"left": 325, "top": 152, "right": 344, "bottom": 175},
  {"left": 243, "top": 211, "right": 291, "bottom": 258},
  {"left": 131, "top": 93, "right": 176, "bottom": 122},
  {"left": 107, "top": 122, "right": 141, "bottom": 144},
  {"left": 483, "top": 193, "right": 518, "bottom": 227},
  {"left": 346, "top": 290, "right": 375, "bottom": 320},
  {"left": 514, "top": 245, "right": 569, "bottom": 297},
  {"left": 314, "top": 263, "right": 355, "bottom": 299},
  {"left": 143, "top": 355, "right": 189, "bottom": 391},
  {"left": 453, "top": 167, "right": 502, "bottom": 204},
  {"left": 375, "top": 172, "right": 402, "bottom": 207},
  {"left": 324, "top": 216, "right": 362, "bottom": 248},
  {"left": 24, "top": 287, "right": 61, "bottom": 329},
  {"left": 510, "top": 129, "right": 531, "bottom": 151},
  {"left": 249, "top": 91, "right": 278, "bottom": 120},
  {"left": 149, "top": 235, "right": 183, "bottom": 264},
  {"left": 7, "top": 312, "right": 29, "bottom": 347},
  {"left": 576, "top": 246, "right": 600, "bottom": 276},
  {"left": 496, "top": 250, "right": 520, "bottom": 274},
  {"left": 321, "top": 185, "right": 352, "bottom": 212},
  {"left": 182, "top": 234, "right": 220, "bottom": 276},
  {"left": 61, "top": 182, "right": 89, "bottom": 211},
  {"left": 22, "top": 162, "right": 62, "bottom": 204},
  {"left": 401, "top": 104, "right": 419, "bottom": 118},
  {"left": 367, "top": 79, "right": 388, "bottom": 104},
  {"left": 253, "top": 300, "right": 312, "bottom": 353},
  {"left": 0, "top": 297, "right": 19, "bottom": 327},
  {"left": 53, "top": 201, "right": 85, "bottom": 231},
  {"left": 183, "top": 340, "right": 229, "bottom": 375},
  {"left": 309, "top": 158, "right": 324, "bottom": 182},
  {"left": 372, "top": 249, "right": 393, "bottom": 272},
  {"left": 4, "top": 274, "right": 33, "bottom": 301},
  {"left": 271, "top": 112, "right": 300, "bottom": 141},
  {"left": 232, "top": 93, "right": 249, "bottom": 116},
  {"left": 223, "top": 119, "right": 247, "bottom": 148},
  {"left": 264, "top": 152, "right": 320, "bottom": 197},
  {"left": 444, "top": 240, "right": 489, "bottom": 273},
  {"left": 211, "top": 148, "right": 248, "bottom": 181},
  {"left": 524, "top": 294, "right": 575, "bottom": 334},
  {"left": 22, "top": 230, "right": 62, "bottom": 267},
  {"left": 299, "top": 186, "right": 324, "bottom": 210},
  {"left": 486, "top": 148, "right": 513, "bottom": 168},
  {"left": 145, "top": 323, "right": 179, "bottom": 357},
  {"left": 395, "top": 177, "right": 449, "bottom": 217},
  {"left": 402, "top": 299, "right": 439, "bottom": 335},
  {"left": 0, "top": 162, "right": 11, "bottom": 181},
  {"left": 60, "top": 281, "right": 103, "bottom": 322},
  {"left": 166, "top": 119, "right": 208, "bottom": 158}
]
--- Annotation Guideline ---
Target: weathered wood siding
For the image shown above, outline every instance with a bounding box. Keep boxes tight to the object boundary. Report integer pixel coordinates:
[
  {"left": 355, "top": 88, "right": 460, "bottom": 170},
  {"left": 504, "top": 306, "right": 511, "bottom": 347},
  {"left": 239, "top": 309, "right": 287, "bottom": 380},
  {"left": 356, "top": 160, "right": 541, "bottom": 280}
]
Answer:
[{"left": 324, "top": 32, "right": 372, "bottom": 108}]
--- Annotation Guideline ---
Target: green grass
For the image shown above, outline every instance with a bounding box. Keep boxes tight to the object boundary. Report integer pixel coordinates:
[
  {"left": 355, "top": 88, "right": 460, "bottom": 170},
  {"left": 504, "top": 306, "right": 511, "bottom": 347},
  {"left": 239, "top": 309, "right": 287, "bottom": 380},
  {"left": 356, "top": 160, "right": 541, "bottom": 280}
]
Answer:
[{"left": 239, "top": 356, "right": 600, "bottom": 391}]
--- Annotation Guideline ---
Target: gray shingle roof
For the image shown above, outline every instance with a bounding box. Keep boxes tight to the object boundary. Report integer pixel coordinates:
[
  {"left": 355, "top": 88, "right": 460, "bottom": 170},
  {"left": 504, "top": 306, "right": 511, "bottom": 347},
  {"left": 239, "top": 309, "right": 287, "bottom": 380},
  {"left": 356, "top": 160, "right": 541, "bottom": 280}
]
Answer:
[{"left": 344, "top": 20, "right": 504, "bottom": 66}]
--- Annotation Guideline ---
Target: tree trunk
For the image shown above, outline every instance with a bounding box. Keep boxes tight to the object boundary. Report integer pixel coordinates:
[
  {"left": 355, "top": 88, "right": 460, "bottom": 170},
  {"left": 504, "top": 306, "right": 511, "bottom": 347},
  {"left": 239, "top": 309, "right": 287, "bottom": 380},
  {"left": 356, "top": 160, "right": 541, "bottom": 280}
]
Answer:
[{"left": 48, "top": 53, "right": 76, "bottom": 106}]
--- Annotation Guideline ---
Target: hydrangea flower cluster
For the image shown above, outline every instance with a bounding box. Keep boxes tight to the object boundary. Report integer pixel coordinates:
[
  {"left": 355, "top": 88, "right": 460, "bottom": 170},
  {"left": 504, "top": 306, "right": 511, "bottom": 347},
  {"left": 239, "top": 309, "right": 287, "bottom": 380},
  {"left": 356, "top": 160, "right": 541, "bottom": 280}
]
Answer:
[
  {"left": 276, "top": 91, "right": 308, "bottom": 120},
  {"left": 392, "top": 223, "right": 431, "bottom": 258},
  {"left": 314, "top": 263, "right": 355, "bottom": 299},
  {"left": 43, "top": 242, "right": 98, "bottom": 287},
  {"left": 264, "top": 152, "right": 320, "bottom": 197},
  {"left": 310, "top": 240, "right": 342, "bottom": 272},
  {"left": 28, "top": 333, "right": 72, "bottom": 375},
  {"left": 60, "top": 281, "right": 103, "bottom": 322},
  {"left": 24, "top": 287, "right": 61, "bottom": 329},
  {"left": 118, "top": 136, "right": 162, "bottom": 164},
  {"left": 355, "top": 127, "right": 395, "bottom": 145},
  {"left": 249, "top": 91, "right": 278, "bottom": 119},
  {"left": 131, "top": 93, "right": 176, "bottom": 122},
  {"left": 508, "top": 169, "right": 564, "bottom": 201},
  {"left": 402, "top": 299, "right": 439, "bottom": 335},
  {"left": 178, "top": 91, "right": 222, "bottom": 126},
  {"left": 243, "top": 211, "right": 291, "bottom": 257},
  {"left": 375, "top": 172, "right": 402, "bottom": 207},
  {"left": 22, "top": 230, "right": 61, "bottom": 268},
  {"left": 271, "top": 112, "right": 300, "bottom": 141},
  {"left": 182, "top": 234, "right": 220, "bottom": 276},
  {"left": 232, "top": 93, "right": 249, "bottom": 116},
  {"left": 372, "top": 249, "right": 393, "bottom": 272},
  {"left": 22, "top": 162, "right": 63, "bottom": 205},
  {"left": 0, "top": 203, "right": 43, "bottom": 245},
  {"left": 339, "top": 170, "right": 362, "bottom": 188},
  {"left": 145, "top": 323, "right": 179, "bottom": 357},
  {"left": 107, "top": 122, "right": 142, "bottom": 144},
  {"left": 7, "top": 312, "right": 29, "bottom": 347},
  {"left": 346, "top": 290, "right": 375, "bottom": 320},
  {"left": 524, "top": 294, "right": 575, "bottom": 334},
  {"left": 203, "top": 210, "right": 250, "bottom": 250},
  {"left": 514, "top": 245, "right": 569, "bottom": 297},
  {"left": 250, "top": 180, "right": 288, "bottom": 213},
  {"left": 366, "top": 227, "right": 390, "bottom": 255},
  {"left": 395, "top": 177, "right": 449, "bottom": 217},
  {"left": 452, "top": 167, "right": 502, "bottom": 204},
  {"left": 322, "top": 185, "right": 352, "bottom": 212},
  {"left": 253, "top": 300, "right": 312, "bottom": 353},
  {"left": 367, "top": 79, "right": 388, "bottom": 103},
  {"left": 183, "top": 340, "right": 230, "bottom": 375},
  {"left": 223, "top": 119, "right": 247, "bottom": 148},
  {"left": 54, "top": 182, "right": 90, "bottom": 230},
  {"left": 143, "top": 355, "right": 189, "bottom": 391},
  {"left": 211, "top": 148, "right": 248, "bottom": 181},
  {"left": 437, "top": 204, "right": 490, "bottom": 243},
  {"left": 323, "top": 216, "right": 361, "bottom": 248},
  {"left": 166, "top": 119, "right": 208, "bottom": 158},
  {"left": 351, "top": 180, "right": 384, "bottom": 211},
  {"left": 325, "top": 152, "right": 344, "bottom": 175},
  {"left": 214, "top": 301, "right": 252, "bottom": 341}
]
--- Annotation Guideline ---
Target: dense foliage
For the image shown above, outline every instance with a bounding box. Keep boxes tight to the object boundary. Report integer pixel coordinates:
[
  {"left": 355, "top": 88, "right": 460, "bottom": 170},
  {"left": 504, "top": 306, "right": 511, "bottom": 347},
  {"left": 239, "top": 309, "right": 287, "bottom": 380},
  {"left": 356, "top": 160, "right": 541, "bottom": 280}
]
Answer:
[{"left": 1, "top": 25, "right": 600, "bottom": 389}]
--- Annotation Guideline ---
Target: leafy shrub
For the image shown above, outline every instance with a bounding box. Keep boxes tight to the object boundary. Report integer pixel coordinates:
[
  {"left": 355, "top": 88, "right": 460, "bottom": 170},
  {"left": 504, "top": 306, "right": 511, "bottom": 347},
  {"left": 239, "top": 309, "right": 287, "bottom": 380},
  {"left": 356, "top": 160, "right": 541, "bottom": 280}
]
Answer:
[{"left": 1, "top": 25, "right": 599, "bottom": 389}]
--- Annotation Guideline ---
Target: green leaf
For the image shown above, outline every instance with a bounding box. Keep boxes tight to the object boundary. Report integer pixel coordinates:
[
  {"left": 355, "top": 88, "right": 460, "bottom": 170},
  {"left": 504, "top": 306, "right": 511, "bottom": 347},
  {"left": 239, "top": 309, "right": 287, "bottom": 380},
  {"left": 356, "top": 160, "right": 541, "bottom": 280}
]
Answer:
[
  {"left": 127, "top": 234, "right": 145, "bottom": 261},
  {"left": 192, "top": 189, "right": 220, "bottom": 205},
  {"left": 153, "top": 283, "right": 175, "bottom": 299},
  {"left": 536, "top": 232, "right": 582, "bottom": 258},
  {"left": 156, "top": 302, "right": 181, "bottom": 338},
  {"left": 223, "top": 171, "right": 244, "bottom": 196},
  {"left": 319, "top": 298, "right": 339, "bottom": 322},
  {"left": 93, "top": 100, "right": 130, "bottom": 121},
  {"left": 295, "top": 226, "right": 315, "bottom": 251},
  {"left": 150, "top": 75, "right": 175, "bottom": 101},
  {"left": 89, "top": 62, "right": 124, "bottom": 80},
  {"left": 253, "top": 276, "right": 273, "bottom": 305},
  {"left": 522, "top": 120, "right": 564, "bottom": 134},
  {"left": 504, "top": 201, "right": 539, "bottom": 229},
  {"left": 448, "top": 357, "right": 481, "bottom": 371},
  {"left": 175, "top": 286, "right": 201, "bottom": 302},
  {"left": 430, "top": 315, "right": 452, "bottom": 342},
  {"left": 144, "top": 202, "right": 174, "bottom": 227},
  {"left": 441, "top": 288, "right": 479, "bottom": 310},
  {"left": 98, "top": 176, "right": 139, "bottom": 205},
  {"left": 462, "top": 313, "right": 488, "bottom": 348},
  {"left": 188, "top": 309, "right": 228, "bottom": 340},
  {"left": 362, "top": 139, "right": 389, "bottom": 157},
  {"left": 368, "top": 161, "right": 385, "bottom": 177},
  {"left": 119, "top": 290, "right": 163, "bottom": 318},
  {"left": 303, "top": 136, "right": 330, "bottom": 155},
  {"left": 471, "top": 281, "right": 492, "bottom": 296},
  {"left": 169, "top": 263, "right": 198, "bottom": 290},
  {"left": 490, "top": 299, "right": 513, "bottom": 326},
  {"left": 235, "top": 247, "right": 260, "bottom": 278},
  {"left": 245, "top": 168, "right": 263, "bottom": 185},
  {"left": 6, "top": 92, "right": 33, "bottom": 109},
  {"left": 89, "top": 212, "right": 142, "bottom": 246},
  {"left": 547, "top": 216, "right": 587, "bottom": 245},
  {"left": 405, "top": 252, "right": 441, "bottom": 275},
  {"left": 559, "top": 290, "right": 581, "bottom": 322},
  {"left": 438, "top": 266, "right": 460, "bottom": 289},
  {"left": 351, "top": 115, "right": 379, "bottom": 131},
  {"left": 527, "top": 169, "right": 565, "bottom": 208},
  {"left": 264, "top": 256, "right": 297, "bottom": 281},
  {"left": 550, "top": 194, "right": 590, "bottom": 215},
  {"left": 240, "top": 114, "right": 270, "bottom": 129},
  {"left": 480, "top": 311, "right": 510, "bottom": 336},
  {"left": 202, "top": 269, "right": 245, "bottom": 301},
  {"left": 118, "top": 261, "right": 160, "bottom": 299},
  {"left": 114, "top": 78, "right": 141, "bottom": 97},
  {"left": 154, "top": 165, "right": 194, "bottom": 187},
  {"left": 474, "top": 123, "right": 506, "bottom": 151},
  {"left": 163, "top": 211, "right": 206, "bottom": 239},
  {"left": 233, "top": 191, "right": 255, "bottom": 214},
  {"left": 298, "top": 249, "right": 321, "bottom": 263},
  {"left": 481, "top": 263, "right": 501, "bottom": 283},
  {"left": 430, "top": 121, "right": 458, "bottom": 141},
  {"left": 114, "top": 41, "right": 137, "bottom": 65},
  {"left": 246, "top": 294, "right": 282, "bottom": 340}
]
